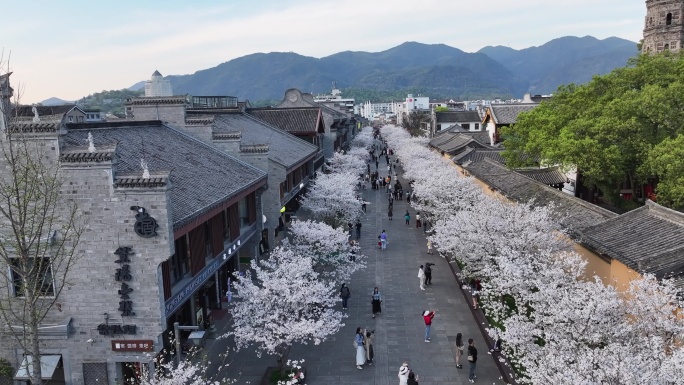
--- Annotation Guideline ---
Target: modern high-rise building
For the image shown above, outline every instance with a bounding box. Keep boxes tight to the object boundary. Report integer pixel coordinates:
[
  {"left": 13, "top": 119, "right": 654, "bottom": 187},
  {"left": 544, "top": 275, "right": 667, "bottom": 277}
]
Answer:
[
  {"left": 642, "top": 0, "right": 684, "bottom": 53},
  {"left": 144, "top": 70, "right": 173, "bottom": 97}
]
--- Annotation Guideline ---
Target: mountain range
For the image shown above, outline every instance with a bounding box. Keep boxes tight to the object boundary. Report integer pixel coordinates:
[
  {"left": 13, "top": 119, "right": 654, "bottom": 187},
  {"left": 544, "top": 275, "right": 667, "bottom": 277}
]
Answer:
[
  {"left": 44, "top": 35, "right": 639, "bottom": 107},
  {"left": 164, "top": 35, "right": 637, "bottom": 101}
]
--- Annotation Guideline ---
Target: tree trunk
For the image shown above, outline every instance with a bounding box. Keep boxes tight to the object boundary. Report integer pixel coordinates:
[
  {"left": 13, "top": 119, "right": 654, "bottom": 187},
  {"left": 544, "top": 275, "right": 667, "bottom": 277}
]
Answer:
[{"left": 29, "top": 304, "right": 43, "bottom": 385}]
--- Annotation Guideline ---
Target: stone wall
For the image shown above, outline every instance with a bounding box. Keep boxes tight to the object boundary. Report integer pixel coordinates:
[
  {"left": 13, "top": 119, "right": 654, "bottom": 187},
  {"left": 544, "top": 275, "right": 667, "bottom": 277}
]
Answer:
[{"left": 0, "top": 134, "right": 173, "bottom": 385}]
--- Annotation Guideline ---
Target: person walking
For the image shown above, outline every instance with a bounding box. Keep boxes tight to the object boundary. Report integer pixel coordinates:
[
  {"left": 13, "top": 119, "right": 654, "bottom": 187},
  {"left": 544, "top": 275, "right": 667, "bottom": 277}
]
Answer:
[
  {"left": 362, "top": 201, "right": 367, "bottom": 213},
  {"left": 406, "top": 191, "right": 412, "bottom": 204},
  {"left": 423, "top": 218, "right": 428, "bottom": 233},
  {"left": 355, "top": 220, "right": 362, "bottom": 240},
  {"left": 407, "top": 371, "right": 419, "bottom": 385},
  {"left": 364, "top": 329, "right": 374, "bottom": 365},
  {"left": 467, "top": 338, "right": 478, "bottom": 382},
  {"left": 355, "top": 327, "right": 365, "bottom": 369},
  {"left": 424, "top": 262, "right": 434, "bottom": 285},
  {"left": 348, "top": 222, "right": 354, "bottom": 237},
  {"left": 404, "top": 211, "right": 411, "bottom": 226},
  {"left": 371, "top": 287, "right": 382, "bottom": 318},
  {"left": 340, "top": 283, "right": 351, "bottom": 310},
  {"left": 470, "top": 278, "right": 482, "bottom": 309},
  {"left": 418, "top": 265, "right": 425, "bottom": 290},
  {"left": 388, "top": 207, "right": 393, "bottom": 220},
  {"left": 427, "top": 240, "right": 433, "bottom": 254},
  {"left": 455, "top": 333, "right": 464, "bottom": 369},
  {"left": 398, "top": 363, "right": 410, "bottom": 385},
  {"left": 348, "top": 240, "right": 357, "bottom": 262},
  {"left": 380, "top": 230, "right": 388, "bottom": 250},
  {"left": 422, "top": 309, "right": 435, "bottom": 342},
  {"left": 416, "top": 212, "right": 422, "bottom": 228}
]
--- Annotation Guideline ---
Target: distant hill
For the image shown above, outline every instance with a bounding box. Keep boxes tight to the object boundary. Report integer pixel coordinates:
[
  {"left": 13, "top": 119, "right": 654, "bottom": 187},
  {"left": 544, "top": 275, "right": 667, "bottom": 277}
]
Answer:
[
  {"left": 127, "top": 81, "right": 145, "bottom": 91},
  {"left": 39, "top": 97, "right": 74, "bottom": 106},
  {"left": 478, "top": 36, "right": 638, "bottom": 94},
  {"left": 75, "top": 36, "right": 638, "bottom": 110},
  {"left": 75, "top": 89, "right": 143, "bottom": 115}
]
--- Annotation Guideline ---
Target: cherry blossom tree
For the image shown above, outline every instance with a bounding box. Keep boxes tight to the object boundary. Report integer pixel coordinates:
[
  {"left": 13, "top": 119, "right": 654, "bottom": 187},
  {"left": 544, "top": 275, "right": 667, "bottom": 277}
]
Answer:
[
  {"left": 350, "top": 127, "right": 374, "bottom": 150},
  {"left": 300, "top": 171, "right": 361, "bottom": 228},
  {"left": 380, "top": 123, "right": 684, "bottom": 385},
  {"left": 139, "top": 359, "right": 226, "bottom": 385},
  {"left": 286, "top": 219, "right": 365, "bottom": 283},
  {"left": 227, "top": 247, "right": 344, "bottom": 368}
]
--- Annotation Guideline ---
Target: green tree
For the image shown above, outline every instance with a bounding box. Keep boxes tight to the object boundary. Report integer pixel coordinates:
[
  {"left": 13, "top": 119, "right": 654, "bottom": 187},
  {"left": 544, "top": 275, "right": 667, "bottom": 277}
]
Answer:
[
  {"left": 642, "top": 134, "right": 684, "bottom": 209},
  {"left": 502, "top": 52, "right": 684, "bottom": 208},
  {"left": 434, "top": 106, "right": 449, "bottom": 112}
]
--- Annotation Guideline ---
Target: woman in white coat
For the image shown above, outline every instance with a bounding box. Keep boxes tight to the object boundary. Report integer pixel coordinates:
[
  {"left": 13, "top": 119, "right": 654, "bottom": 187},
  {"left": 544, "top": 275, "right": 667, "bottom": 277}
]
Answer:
[{"left": 355, "top": 327, "right": 366, "bottom": 369}]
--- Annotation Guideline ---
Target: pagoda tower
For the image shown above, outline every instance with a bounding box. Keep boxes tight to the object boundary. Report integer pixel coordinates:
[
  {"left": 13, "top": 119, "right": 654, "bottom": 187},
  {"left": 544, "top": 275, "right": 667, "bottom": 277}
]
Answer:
[{"left": 643, "top": 0, "right": 684, "bottom": 53}]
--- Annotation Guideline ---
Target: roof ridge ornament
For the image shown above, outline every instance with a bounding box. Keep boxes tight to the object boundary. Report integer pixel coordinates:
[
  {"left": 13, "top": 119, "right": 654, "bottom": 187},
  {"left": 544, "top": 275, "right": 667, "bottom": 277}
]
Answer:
[
  {"left": 140, "top": 158, "right": 150, "bottom": 179},
  {"left": 87, "top": 132, "right": 96, "bottom": 153},
  {"left": 32, "top": 105, "right": 40, "bottom": 123}
]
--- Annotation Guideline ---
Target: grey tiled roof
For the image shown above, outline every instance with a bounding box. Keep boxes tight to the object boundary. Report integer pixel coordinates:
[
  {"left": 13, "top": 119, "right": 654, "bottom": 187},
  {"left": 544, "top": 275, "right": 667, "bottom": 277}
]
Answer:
[
  {"left": 436, "top": 111, "right": 481, "bottom": 123},
  {"left": 579, "top": 201, "right": 684, "bottom": 289},
  {"left": 246, "top": 107, "right": 322, "bottom": 134},
  {"left": 319, "top": 104, "right": 348, "bottom": 120},
  {"left": 489, "top": 104, "right": 538, "bottom": 125},
  {"left": 212, "top": 113, "right": 319, "bottom": 170},
  {"left": 464, "top": 158, "right": 617, "bottom": 232},
  {"left": 452, "top": 148, "right": 507, "bottom": 165},
  {"left": 8, "top": 121, "right": 62, "bottom": 133},
  {"left": 516, "top": 167, "right": 568, "bottom": 185},
  {"left": 62, "top": 122, "right": 267, "bottom": 230},
  {"left": 13, "top": 105, "right": 80, "bottom": 117},
  {"left": 430, "top": 126, "right": 493, "bottom": 155}
]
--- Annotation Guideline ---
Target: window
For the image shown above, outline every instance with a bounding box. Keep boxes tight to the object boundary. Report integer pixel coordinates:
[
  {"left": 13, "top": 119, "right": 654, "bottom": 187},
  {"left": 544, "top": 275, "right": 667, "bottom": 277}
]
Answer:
[
  {"left": 474, "top": 123, "right": 480, "bottom": 131},
  {"left": 10, "top": 258, "right": 54, "bottom": 297},
  {"left": 461, "top": 123, "right": 470, "bottom": 130},
  {"left": 169, "top": 237, "right": 189, "bottom": 284},
  {"left": 667, "top": 13, "right": 673, "bottom": 25},
  {"left": 665, "top": 43, "right": 670, "bottom": 50},
  {"left": 68, "top": 116, "right": 73, "bottom": 123}
]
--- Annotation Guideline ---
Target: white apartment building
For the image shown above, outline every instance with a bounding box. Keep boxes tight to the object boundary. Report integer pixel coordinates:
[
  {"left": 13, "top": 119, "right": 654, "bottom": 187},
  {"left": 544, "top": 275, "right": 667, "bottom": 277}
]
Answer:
[{"left": 144, "top": 70, "right": 173, "bottom": 97}]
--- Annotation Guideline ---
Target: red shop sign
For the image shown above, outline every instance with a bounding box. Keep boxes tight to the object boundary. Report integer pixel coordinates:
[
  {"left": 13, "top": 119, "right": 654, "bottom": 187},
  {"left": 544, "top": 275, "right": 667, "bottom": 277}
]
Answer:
[{"left": 111, "top": 340, "right": 154, "bottom": 352}]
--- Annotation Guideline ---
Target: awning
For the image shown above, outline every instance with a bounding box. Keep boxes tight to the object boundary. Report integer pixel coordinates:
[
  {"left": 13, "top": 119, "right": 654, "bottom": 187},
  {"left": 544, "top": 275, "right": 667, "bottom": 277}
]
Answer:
[{"left": 14, "top": 354, "right": 62, "bottom": 380}]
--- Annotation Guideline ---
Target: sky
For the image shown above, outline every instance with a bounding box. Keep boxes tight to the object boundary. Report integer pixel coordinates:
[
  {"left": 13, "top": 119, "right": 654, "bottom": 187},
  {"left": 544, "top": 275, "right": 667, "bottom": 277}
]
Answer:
[{"left": 3, "top": 0, "right": 645, "bottom": 104}]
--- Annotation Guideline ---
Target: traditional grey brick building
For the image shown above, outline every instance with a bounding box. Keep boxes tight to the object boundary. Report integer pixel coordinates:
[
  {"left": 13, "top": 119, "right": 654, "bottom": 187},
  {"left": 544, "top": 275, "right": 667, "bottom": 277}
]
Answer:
[
  {"left": 125, "top": 96, "right": 320, "bottom": 251},
  {"left": 0, "top": 106, "right": 266, "bottom": 384}
]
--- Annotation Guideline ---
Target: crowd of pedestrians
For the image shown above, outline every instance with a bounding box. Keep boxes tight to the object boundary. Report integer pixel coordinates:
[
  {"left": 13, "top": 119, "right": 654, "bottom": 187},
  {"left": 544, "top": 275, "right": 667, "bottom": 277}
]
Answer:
[{"left": 344, "top": 131, "right": 482, "bottom": 383}]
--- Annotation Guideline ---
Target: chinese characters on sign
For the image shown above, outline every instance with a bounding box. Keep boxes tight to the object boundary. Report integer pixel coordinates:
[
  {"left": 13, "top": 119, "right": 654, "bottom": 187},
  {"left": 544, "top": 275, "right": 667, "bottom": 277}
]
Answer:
[
  {"left": 97, "top": 324, "right": 137, "bottom": 336},
  {"left": 111, "top": 339, "right": 154, "bottom": 352},
  {"left": 115, "top": 246, "right": 135, "bottom": 316}
]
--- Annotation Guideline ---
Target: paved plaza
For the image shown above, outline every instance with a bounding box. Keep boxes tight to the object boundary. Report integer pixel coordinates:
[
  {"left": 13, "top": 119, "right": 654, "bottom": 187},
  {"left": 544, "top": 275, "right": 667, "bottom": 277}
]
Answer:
[{"left": 204, "top": 159, "right": 508, "bottom": 385}]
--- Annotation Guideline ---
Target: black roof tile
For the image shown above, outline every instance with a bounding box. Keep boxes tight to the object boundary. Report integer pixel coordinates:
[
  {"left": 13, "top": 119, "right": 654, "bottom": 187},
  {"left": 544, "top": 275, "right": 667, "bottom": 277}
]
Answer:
[
  {"left": 62, "top": 122, "right": 266, "bottom": 230},
  {"left": 464, "top": 158, "right": 616, "bottom": 232}
]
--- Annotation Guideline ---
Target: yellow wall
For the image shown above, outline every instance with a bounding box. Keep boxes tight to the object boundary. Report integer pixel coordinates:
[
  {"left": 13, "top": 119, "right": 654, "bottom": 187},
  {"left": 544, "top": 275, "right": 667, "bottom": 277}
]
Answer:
[
  {"left": 609, "top": 259, "right": 644, "bottom": 292},
  {"left": 573, "top": 243, "right": 611, "bottom": 284}
]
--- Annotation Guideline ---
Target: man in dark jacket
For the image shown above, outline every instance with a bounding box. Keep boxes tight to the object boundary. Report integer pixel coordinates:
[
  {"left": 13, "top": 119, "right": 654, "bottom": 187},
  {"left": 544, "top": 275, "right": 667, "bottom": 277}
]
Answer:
[
  {"left": 424, "top": 263, "right": 434, "bottom": 285},
  {"left": 467, "top": 338, "right": 478, "bottom": 383}
]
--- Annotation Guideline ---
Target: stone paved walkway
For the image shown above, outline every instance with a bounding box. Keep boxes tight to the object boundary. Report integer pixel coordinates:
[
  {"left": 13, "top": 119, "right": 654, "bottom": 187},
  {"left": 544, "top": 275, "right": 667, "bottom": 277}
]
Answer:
[{"left": 203, "top": 157, "right": 508, "bottom": 385}]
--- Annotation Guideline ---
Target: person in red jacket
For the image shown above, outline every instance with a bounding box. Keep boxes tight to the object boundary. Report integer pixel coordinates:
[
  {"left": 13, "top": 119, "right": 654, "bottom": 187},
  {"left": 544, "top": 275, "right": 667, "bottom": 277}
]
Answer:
[{"left": 423, "top": 310, "right": 435, "bottom": 342}]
